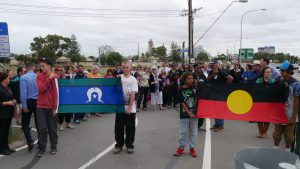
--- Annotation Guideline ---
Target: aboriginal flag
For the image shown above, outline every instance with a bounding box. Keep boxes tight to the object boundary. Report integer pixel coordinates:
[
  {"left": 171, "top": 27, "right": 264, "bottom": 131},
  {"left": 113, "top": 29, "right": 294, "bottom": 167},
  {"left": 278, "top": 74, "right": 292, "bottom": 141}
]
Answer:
[{"left": 197, "top": 83, "right": 288, "bottom": 123}]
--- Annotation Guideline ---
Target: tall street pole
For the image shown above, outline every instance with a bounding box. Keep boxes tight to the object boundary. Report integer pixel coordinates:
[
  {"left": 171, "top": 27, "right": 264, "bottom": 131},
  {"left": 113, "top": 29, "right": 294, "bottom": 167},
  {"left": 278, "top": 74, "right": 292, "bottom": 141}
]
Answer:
[
  {"left": 239, "top": 8, "right": 266, "bottom": 63},
  {"left": 182, "top": 41, "right": 185, "bottom": 65},
  {"left": 188, "top": 0, "right": 193, "bottom": 64}
]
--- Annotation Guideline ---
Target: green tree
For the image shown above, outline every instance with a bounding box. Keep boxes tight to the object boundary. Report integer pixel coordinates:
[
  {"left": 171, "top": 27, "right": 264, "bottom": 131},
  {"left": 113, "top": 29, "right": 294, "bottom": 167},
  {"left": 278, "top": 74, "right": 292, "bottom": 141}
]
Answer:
[
  {"left": 169, "top": 42, "right": 181, "bottom": 62},
  {"left": 99, "top": 55, "right": 107, "bottom": 65},
  {"left": 153, "top": 46, "right": 167, "bottom": 61},
  {"left": 106, "top": 52, "right": 123, "bottom": 66},
  {"left": 30, "top": 34, "right": 71, "bottom": 61},
  {"left": 88, "top": 56, "right": 96, "bottom": 60},
  {"left": 131, "top": 55, "right": 139, "bottom": 62},
  {"left": 196, "top": 52, "right": 209, "bottom": 62},
  {"left": 67, "top": 34, "right": 81, "bottom": 63},
  {"left": 215, "top": 54, "right": 228, "bottom": 61}
]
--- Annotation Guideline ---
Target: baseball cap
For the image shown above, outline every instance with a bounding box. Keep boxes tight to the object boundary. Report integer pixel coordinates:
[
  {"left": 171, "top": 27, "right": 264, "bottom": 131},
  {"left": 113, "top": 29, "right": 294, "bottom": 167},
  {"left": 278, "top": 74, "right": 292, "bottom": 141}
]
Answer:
[
  {"left": 279, "top": 60, "right": 293, "bottom": 71},
  {"left": 194, "top": 63, "right": 203, "bottom": 68}
]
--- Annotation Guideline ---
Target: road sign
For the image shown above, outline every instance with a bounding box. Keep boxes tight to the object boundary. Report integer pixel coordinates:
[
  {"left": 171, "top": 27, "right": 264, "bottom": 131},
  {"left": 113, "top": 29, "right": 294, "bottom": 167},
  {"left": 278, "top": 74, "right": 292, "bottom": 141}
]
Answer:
[
  {"left": 190, "top": 58, "right": 195, "bottom": 64},
  {"left": 239, "top": 48, "right": 253, "bottom": 60},
  {"left": 0, "top": 22, "right": 10, "bottom": 57},
  {"left": 181, "top": 48, "right": 189, "bottom": 53},
  {"left": 231, "top": 55, "right": 238, "bottom": 63}
]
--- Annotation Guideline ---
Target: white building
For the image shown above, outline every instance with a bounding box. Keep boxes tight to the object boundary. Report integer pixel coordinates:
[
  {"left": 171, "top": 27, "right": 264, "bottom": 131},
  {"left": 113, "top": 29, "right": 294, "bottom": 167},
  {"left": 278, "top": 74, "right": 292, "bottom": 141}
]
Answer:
[
  {"left": 193, "top": 45, "right": 211, "bottom": 59},
  {"left": 258, "top": 46, "right": 275, "bottom": 54}
]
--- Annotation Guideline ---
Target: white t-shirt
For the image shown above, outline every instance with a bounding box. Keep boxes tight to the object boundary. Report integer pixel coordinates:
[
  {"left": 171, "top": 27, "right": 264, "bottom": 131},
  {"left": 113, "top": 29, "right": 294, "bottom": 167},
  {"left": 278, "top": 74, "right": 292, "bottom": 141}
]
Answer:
[
  {"left": 159, "top": 66, "right": 171, "bottom": 75},
  {"left": 121, "top": 74, "right": 138, "bottom": 113}
]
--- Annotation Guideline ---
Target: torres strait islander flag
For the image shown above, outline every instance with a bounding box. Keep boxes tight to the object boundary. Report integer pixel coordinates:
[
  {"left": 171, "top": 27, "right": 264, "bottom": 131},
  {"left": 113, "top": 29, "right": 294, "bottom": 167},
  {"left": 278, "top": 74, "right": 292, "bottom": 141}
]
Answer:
[
  {"left": 56, "top": 78, "right": 125, "bottom": 113},
  {"left": 197, "top": 83, "right": 289, "bottom": 123}
]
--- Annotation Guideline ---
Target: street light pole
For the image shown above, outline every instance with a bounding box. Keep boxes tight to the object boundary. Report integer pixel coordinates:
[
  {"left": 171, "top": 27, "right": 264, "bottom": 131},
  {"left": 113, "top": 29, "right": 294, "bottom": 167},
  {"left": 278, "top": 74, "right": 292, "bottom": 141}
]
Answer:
[
  {"left": 239, "top": 9, "right": 266, "bottom": 62},
  {"left": 193, "top": 0, "right": 248, "bottom": 48}
]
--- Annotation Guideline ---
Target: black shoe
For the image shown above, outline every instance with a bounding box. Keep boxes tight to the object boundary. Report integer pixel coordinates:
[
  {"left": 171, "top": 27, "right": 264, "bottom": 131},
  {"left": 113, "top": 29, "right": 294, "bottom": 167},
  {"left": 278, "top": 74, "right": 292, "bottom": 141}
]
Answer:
[
  {"left": 36, "top": 150, "right": 45, "bottom": 157},
  {"left": 50, "top": 148, "right": 57, "bottom": 155},
  {"left": 28, "top": 143, "right": 34, "bottom": 152},
  {"left": 0, "top": 150, "right": 11, "bottom": 155},
  {"left": 210, "top": 125, "right": 218, "bottom": 130},
  {"left": 113, "top": 147, "right": 122, "bottom": 154},
  {"left": 126, "top": 148, "right": 134, "bottom": 154},
  {"left": 8, "top": 149, "right": 16, "bottom": 153}
]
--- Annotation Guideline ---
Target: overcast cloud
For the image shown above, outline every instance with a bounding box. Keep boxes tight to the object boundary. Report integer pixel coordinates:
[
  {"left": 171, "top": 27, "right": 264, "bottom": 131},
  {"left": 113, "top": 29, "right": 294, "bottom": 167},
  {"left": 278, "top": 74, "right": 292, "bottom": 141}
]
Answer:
[{"left": 2, "top": 0, "right": 300, "bottom": 57}]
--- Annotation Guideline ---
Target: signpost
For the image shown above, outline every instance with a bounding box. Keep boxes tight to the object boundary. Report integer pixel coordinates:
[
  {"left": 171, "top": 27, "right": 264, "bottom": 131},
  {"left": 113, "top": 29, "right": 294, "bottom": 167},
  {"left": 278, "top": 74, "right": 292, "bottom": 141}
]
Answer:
[
  {"left": 239, "top": 48, "right": 253, "bottom": 60},
  {"left": 0, "top": 22, "right": 10, "bottom": 57}
]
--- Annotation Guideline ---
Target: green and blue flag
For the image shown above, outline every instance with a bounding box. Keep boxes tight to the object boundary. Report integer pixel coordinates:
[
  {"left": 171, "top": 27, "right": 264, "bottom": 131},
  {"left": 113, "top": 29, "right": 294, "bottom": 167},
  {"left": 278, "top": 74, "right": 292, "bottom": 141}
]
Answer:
[{"left": 57, "top": 78, "right": 125, "bottom": 113}]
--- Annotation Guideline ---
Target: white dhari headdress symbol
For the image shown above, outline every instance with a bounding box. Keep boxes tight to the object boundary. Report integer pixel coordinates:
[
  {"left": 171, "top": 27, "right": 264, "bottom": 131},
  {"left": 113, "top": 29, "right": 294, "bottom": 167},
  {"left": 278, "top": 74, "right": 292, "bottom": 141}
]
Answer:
[{"left": 86, "top": 87, "right": 104, "bottom": 103}]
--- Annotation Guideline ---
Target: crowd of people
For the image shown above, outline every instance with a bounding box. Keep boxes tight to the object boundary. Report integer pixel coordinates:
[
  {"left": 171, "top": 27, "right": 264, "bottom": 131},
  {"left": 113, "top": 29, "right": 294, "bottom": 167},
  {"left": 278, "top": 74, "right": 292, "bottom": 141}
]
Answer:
[{"left": 0, "top": 57, "right": 299, "bottom": 159}]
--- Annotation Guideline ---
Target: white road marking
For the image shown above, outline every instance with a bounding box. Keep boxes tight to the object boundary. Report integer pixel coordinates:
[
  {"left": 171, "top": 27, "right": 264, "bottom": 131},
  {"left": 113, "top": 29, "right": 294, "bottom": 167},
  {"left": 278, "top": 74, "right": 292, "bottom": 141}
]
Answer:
[
  {"left": 202, "top": 119, "right": 211, "bottom": 169},
  {"left": 0, "top": 125, "right": 38, "bottom": 158},
  {"left": 78, "top": 116, "right": 139, "bottom": 169}
]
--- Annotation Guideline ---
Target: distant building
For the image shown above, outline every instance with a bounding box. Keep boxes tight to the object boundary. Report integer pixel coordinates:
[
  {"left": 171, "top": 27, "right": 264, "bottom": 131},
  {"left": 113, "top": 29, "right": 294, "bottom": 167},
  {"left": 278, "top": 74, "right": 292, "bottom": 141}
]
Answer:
[
  {"left": 258, "top": 46, "right": 275, "bottom": 54},
  {"left": 148, "top": 39, "right": 154, "bottom": 54},
  {"left": 193, "top": 45, "right": 211, "bottom": 59}
]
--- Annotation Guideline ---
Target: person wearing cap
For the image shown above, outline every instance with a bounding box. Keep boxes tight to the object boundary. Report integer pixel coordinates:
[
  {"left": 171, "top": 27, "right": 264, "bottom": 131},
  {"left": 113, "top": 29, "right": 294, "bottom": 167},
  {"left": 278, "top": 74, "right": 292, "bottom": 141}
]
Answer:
[
  {"left": 36, "top": 58, "right": 59, "bottom": 157},
  {"left": 193, "top": 63, "right": 207, "bottom": 131},
  {"left": 20, "top": 63, "right": 38, "bottom": 152},
  {"left": 273, "top": 60, "right": 300, "bottom": 153},
  {"left": 248, "top": 60, "right": 261, "bottom": 83},
  {"left": 207, "top": 60, "right": 233, "bottom": 132}
]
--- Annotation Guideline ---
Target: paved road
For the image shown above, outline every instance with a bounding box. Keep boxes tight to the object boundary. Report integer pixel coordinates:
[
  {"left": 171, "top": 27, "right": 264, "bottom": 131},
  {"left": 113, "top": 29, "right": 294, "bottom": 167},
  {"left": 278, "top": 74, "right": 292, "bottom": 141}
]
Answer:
[{"left": 0, "top": 106, "right": 279, "bottom": 169}]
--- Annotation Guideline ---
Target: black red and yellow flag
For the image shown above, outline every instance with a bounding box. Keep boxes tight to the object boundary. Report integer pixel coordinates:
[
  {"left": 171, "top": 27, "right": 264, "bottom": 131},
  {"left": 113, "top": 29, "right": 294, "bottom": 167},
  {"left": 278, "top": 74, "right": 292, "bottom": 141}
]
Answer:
[{"left": 197, "top": 83, "right": 288, "bottom": 123}]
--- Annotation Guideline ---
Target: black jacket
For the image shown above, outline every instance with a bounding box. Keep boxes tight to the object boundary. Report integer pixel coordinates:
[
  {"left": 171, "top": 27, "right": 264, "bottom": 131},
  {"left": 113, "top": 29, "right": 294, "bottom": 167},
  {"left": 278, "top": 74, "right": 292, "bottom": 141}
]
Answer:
[
  {"left": 0, "top": 85, "right": 15, "bottom": 119},
  {"left": 8, "top": 75, "right": 21, "bottom": 104},
  {"left": 149, "top": 73, "right": 163, "bottom": 93}
]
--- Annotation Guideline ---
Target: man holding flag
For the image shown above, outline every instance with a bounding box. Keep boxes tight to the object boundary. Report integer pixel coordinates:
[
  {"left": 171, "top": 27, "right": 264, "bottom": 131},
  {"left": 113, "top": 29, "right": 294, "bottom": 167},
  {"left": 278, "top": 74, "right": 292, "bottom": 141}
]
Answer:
[
  {"left": 113, "top": 60, "right": 138, "bottom": 154},
  {"left": 273, "top": 61, "right": 299, "bottom": 152}
]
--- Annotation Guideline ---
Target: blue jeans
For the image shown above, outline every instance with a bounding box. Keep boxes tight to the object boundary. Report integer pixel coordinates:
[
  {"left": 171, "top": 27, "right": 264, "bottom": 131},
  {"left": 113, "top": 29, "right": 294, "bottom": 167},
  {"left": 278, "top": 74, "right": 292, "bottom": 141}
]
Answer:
[
  {"left": 215, "top": 119, "right": 224, "bottom": 126},
  {"left": 178, "top": 118, "right": 198, "bottom": 148}
]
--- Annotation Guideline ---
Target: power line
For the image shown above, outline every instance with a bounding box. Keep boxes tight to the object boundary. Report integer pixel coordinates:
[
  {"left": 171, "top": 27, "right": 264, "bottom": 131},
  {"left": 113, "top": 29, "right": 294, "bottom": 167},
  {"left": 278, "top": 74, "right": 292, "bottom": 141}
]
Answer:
[
  {"left": 0, "top": 7, "right": 222, "bottom": 19},
  {"left": 0, "top": 2, "right": 181, "bottom": 13},
  {"left": 0, "top": 10, "right": 180, "bottom": 18},
  {"left": 0, "top": 7, "right": 179, "bottom": 17}
]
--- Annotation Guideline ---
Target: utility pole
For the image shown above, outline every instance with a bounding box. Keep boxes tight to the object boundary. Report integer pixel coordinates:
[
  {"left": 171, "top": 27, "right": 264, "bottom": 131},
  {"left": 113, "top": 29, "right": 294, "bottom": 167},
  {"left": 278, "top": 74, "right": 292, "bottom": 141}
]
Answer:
[
  {"left": 137, "top": 42, "right": 140, "bottom": 60},
  {"left": 98, "top": 47, "right": 101, "bottom": 65},
  {"left": 180, "top": 2, "right": 202, "bottom": 65},
  {"left": 182, "top": 41, "right": 185, "bottom": 65},
  {"left": 188, "top": 0, "right": 193, "bottom": 64}
]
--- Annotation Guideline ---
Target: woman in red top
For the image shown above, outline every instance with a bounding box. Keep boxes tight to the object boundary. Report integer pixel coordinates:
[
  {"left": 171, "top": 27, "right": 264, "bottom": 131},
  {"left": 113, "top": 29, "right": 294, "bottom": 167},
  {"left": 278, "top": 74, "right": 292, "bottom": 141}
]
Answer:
[{"left": 104, "top": 68, "right": 115, "bottom": 78}]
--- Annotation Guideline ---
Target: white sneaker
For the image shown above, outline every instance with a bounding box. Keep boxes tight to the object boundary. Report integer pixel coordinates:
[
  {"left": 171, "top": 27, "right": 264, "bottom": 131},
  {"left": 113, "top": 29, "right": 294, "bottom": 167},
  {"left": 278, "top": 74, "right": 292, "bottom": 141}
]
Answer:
[{"left": 59, "top": 125, "right": 64, "bottom": 131}]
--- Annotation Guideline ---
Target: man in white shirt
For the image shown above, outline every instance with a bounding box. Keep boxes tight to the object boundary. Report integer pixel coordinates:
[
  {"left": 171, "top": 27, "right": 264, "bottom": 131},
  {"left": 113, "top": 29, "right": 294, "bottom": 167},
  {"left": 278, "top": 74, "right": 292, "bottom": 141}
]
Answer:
[
  {"left": 113, "top": 60, "right": 138, "bottom": 154},
  {"left": 202, "top": 61, "right": 209, "bottom": 78},
  {"left": 159, "top": 62, "right": 171, "bottom": 75}
]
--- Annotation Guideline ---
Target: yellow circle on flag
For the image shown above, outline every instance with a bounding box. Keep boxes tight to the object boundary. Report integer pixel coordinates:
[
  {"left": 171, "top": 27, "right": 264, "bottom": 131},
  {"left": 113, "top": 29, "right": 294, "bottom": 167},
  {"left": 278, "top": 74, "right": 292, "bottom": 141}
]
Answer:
[{"left": 227, "top": 90, "right": 253, "bottom": 115}]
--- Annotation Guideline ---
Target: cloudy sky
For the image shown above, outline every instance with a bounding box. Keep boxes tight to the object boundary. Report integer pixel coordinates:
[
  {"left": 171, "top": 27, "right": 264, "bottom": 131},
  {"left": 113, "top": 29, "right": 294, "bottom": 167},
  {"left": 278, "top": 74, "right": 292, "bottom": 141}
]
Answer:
[{"left": 1, "top": 0, "right": 300, "bottom": 57}]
